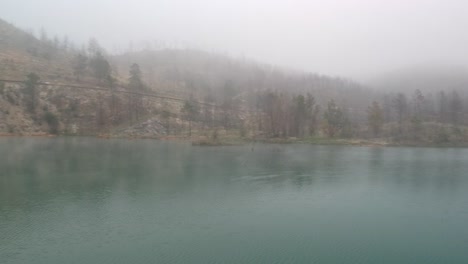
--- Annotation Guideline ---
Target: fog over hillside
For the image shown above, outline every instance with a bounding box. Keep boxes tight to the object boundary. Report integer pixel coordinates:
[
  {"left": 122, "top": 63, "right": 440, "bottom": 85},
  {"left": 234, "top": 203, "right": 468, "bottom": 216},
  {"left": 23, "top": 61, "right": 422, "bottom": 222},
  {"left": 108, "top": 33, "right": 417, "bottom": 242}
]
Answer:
[
  {"left": 370, "top": 65, "right": 468, "bottom": 93},
  {"left": 2, "top": 0, "right": 468, "bottom": 80},
  {"left": 4, "top": 3, "right": 468, "bottom": 264}
]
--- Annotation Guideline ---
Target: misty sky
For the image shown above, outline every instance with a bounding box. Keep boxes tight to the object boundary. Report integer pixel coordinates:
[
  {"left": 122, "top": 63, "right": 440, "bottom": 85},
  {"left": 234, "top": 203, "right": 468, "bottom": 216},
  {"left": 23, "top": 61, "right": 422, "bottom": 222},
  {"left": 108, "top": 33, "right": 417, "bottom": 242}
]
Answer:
[{"left": 2, "top": 0, "right": 468, "bottom": 80}]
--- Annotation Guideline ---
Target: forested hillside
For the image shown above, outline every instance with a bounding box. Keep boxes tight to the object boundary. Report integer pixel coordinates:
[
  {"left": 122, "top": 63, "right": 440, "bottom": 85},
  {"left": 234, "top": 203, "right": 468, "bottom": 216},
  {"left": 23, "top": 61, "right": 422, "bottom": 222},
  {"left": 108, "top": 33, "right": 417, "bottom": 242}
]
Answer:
[{"left": 1, "top": 17, "right": 468, "bottom": 145}]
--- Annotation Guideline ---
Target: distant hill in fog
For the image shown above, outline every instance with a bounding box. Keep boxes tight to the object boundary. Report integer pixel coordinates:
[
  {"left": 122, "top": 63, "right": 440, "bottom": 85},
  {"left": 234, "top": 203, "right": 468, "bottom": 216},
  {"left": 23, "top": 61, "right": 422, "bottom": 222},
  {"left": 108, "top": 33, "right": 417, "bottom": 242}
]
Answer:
[
  {"left": 0, "top": 17, "right": 373, "bottom": 111},
  {"left": 111, "top": 49, "right": 372, "bottom": 107},
  {"left": 0, "top": 17, "right": 373, "bottom": 135},
  {"left": 370, "top": 65, "right": 468, "bottom": 94}
]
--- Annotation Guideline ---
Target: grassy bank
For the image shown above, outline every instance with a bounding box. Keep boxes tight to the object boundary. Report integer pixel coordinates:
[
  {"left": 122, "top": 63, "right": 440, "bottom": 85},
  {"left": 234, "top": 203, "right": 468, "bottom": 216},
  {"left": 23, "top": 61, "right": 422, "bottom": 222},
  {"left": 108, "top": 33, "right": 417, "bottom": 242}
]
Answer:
[
  {"left": 188, "top": 133, "right": 468, "bottom": 148},
  {"left": 3, "top": 131, "right": 468, "bottom": 148}
]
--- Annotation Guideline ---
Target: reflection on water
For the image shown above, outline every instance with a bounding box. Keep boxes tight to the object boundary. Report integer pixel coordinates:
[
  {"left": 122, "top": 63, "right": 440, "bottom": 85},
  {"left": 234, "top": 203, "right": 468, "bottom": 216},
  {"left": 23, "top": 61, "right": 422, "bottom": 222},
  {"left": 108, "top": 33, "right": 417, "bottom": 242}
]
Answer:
[{"left": 1, "top": 138, "right": 468, "bottom": 264}]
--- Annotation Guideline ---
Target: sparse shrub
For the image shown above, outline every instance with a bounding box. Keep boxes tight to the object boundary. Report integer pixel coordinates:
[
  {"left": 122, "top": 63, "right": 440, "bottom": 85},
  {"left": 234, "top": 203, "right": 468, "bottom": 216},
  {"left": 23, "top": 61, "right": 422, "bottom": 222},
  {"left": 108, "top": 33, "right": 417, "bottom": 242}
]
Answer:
[
  {"left": 7, "top": 125, "right": 15, "bottom": 134},
  {"left": 239, "top": 121, "right": 246, "bottom": 138},
  {"left": 451, "top": 126, "right": 462, "bottom": 136},
  {"left": 0, "top": 82, "right": 4, "bottom": 96},
  {"left": 43, "top": 111, "right": 59, "bottom": 134},
  {"left": 28, "top": 47, "right": 38, "bottom": 56},
  {"left": 211, "top": 129, "right": 219, "bottom": 141},
  {"left": 6, "top": 92, "right": 16, "bottom": 105},
  {"left": 434, "top": 127, "right": 450, "bottom": 144}
]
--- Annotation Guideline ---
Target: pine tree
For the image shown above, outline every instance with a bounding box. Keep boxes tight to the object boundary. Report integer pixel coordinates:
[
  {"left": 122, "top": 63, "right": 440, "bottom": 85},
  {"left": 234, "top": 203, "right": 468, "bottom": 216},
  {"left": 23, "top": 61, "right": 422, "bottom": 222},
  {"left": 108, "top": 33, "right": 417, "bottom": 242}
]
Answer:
[
  {"left": 24, "top": 73, "right": 40, "bottom": 113},
  {"left": 367, "top": 101, "right": 384, "bottom": 136},
  {"left": 72, "top": 54, "right": 87, "bottom": 82},
  {"left": 323, "top": 100, "right": 347, "bottom": 137},
  {"left": 89, "top": 52, "right": 110, "bottom": 83}
]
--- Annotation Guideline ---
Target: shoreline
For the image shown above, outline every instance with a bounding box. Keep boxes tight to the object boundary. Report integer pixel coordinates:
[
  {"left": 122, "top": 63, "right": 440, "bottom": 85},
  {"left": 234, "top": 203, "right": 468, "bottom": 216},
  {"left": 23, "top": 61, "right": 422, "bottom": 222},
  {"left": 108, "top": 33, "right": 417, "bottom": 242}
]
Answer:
[
  {"left": 0, "top": 133, "right": 57, "bottom": 137},
  {"left": 2, "top": 133, "right": 467, "bottom": 148}
]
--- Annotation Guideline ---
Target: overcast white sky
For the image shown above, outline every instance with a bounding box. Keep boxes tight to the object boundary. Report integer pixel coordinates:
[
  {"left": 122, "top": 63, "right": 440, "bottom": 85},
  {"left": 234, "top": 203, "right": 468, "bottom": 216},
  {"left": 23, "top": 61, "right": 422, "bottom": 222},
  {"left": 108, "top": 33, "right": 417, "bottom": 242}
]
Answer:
[{"left": 2, "top": 0, "right": 468, "bottom": 80}]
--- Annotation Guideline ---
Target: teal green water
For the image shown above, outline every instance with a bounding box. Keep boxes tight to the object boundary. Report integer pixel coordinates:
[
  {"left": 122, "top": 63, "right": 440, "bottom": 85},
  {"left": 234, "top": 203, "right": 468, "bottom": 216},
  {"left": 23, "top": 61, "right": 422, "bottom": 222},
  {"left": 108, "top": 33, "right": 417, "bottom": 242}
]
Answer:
[{"left": 1, "top": 138, "right": 468, "bottom": 263}]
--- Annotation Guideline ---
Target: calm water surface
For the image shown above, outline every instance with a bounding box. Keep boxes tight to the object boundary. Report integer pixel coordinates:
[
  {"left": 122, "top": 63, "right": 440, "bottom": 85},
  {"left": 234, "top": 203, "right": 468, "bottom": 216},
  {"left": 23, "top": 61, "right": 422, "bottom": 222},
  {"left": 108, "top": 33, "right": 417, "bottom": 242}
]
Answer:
[{"left": 1, "top": 138, "right": 468, "bottom": 263}]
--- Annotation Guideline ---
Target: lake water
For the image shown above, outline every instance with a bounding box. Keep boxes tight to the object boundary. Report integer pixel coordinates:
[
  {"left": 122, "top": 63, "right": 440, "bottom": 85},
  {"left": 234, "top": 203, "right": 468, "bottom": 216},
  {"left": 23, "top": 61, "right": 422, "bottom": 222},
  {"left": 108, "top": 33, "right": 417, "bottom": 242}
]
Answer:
[{"left": 1, "top": 138, "right": 468, "bottom": 263}]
